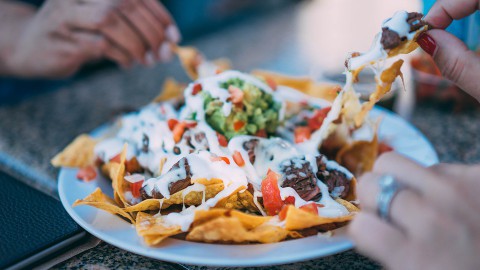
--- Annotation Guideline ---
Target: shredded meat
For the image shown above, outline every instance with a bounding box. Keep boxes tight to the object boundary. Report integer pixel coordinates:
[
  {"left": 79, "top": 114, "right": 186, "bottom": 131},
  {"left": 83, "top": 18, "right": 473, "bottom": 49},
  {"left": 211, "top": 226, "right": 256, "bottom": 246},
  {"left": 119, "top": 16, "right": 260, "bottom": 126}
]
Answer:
[
  {"left": 407, "top": 12, "right": 426, "bottom": 32},
  {"left": 381, "top": 28, "right": 402, "bottom": 50},
  {"left": 316, "top": 155, "right": 350, "bottom": 198},
  {"left": 140, "top": 158, "right": 192, "bottom": 200},
  {"left": 182, "top": 130, "right": 209, "bottom": 152},
  {"left": 242, "top": 139, "right": 259, "bottom": 164},
  {"left": 280, "top": 158, "right": 321, "bottom": 201},
  {"left": 381, "top": 12, "right": 426, "bottom": 50}
]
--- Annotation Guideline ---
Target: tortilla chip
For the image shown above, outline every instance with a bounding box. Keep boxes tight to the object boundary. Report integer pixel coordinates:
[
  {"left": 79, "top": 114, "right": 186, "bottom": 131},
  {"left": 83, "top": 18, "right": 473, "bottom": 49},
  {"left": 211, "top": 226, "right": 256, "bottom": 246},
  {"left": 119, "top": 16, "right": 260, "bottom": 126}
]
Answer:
[
  {"left": 73, "top": 188, "right": 134, "bottom": 223},
  {"left": 173, "top": 45, "right": 202, "bottom": 80},
  {"left": 344, "top": 177, "right": 358, "bottom": 202},
  {"left": 187, "top": 213, "right": 294, "bottom": 244},
  {"left": 252, "top": 69, "right": 340, "bottom": 102},
  {"left": 306, "top": 84, "right": 341, "bottom": 103},
  {"left": 51, "top": 134, "right": 97, "bottom": 168},
  {"left": 213, "top": 185, "right": 248, "bottom": 210},
  {"left": 336, "top": 135, "right": 379, "bottom": 176},
  {"left": 387, "top": 26, "right": 428, "bottom": 57},
  {"left": 252, "top": 70, "right": 312, "bottom": 91},
  {"left": 123, "top": 199, "right": 169, "bottom": 212},
  {"left": 192, "top": 208, "right": 270, "bottom": 229},
  {"left": 212, "top": 58, "right": 232, "bottom": 71},
  {"left": 135, "top": 212, "right": 182, "bottom": 246},
  {"left": 123, "top": 182, "right": 225, "bottom": 213},
  {"left": 284, "top": 205, "right": 354, "bottom": 231},
  {"left": 111, "top": 145, "right": 130, "bottom": 207},
  {"left": 354, "top": 59, "right": 404, "bottom": 127},
  {"left": 152, "top": 77, "right": 185, "bottom": 103},
  {"left": 335, "top": 198, "right": 360, "bottom": 212}
]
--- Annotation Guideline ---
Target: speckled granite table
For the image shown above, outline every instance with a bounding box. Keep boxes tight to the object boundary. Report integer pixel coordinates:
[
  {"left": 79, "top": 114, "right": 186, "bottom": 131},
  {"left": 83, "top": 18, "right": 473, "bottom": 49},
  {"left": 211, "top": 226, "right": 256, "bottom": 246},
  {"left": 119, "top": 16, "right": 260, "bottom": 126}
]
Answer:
[{"left": 1, "top": 3, "right": 479, "bottom": 270}]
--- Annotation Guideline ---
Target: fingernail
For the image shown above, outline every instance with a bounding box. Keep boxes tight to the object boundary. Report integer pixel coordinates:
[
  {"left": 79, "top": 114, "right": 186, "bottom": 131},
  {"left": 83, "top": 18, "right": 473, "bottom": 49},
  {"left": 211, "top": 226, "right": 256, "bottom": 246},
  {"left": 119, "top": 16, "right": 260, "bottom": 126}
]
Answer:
[
  {"left": 159, "top": 42, "right": 173, "bottom": 62},
  {"left": 144, "top": 51, "right": 156, "bottom": 67},
  {"left": 165, "top": 25, "right": 181, "bottom": 43},
  {"left": 417, "top": 33, "right": 437, "bottom": 56}
]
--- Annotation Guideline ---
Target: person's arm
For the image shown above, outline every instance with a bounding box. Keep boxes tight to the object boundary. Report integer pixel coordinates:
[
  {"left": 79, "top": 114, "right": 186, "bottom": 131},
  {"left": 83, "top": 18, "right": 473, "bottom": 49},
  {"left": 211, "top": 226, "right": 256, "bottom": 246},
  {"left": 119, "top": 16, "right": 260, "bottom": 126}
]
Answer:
[
  {"left": 0, "top": 1, "right": 36, "bottom": 76},
  {"left": 417, "top": 0, "right": 480, "bottom": 101},
  {"left": 0, "top": 0, "right": 181, "bottom": 78}
]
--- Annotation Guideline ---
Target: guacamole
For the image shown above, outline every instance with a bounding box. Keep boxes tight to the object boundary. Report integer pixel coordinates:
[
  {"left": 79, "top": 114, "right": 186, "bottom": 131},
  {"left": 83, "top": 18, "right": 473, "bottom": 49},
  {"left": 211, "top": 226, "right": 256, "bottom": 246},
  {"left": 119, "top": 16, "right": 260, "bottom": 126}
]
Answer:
[{"left": 203, "top": 78, "right": 282, "bottom": 140}]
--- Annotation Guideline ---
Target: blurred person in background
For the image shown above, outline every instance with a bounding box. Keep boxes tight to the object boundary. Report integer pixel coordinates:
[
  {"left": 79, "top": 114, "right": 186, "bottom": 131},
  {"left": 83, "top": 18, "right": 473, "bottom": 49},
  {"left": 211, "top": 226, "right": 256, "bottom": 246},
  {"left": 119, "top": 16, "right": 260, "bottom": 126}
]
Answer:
[
  {"left": 349, "top": 0, "right": 480, "bottom": 269},
  {"left": 0, "top": 0, "right": 180, "bottom": 78}
]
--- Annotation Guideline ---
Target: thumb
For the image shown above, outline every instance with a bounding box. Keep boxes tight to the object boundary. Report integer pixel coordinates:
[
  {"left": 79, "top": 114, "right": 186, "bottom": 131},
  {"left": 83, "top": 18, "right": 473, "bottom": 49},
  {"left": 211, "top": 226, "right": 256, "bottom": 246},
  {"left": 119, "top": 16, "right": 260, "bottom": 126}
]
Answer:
[{"left": 417, "top": 29, "right": 480, "bottom": 102}]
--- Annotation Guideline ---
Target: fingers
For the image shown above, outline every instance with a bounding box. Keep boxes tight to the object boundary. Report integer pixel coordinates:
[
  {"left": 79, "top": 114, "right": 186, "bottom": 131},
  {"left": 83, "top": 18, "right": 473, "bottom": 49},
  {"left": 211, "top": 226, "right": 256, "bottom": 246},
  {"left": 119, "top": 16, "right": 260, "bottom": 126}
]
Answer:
[
  {"left": 63, "top": 29, "right": 132, "bottom": 69},
  {"left": 141, "top": 0, "right": 181, "bottom": 44},
  {"left": 348, "top": 211, "right": 407, "bottom": 265},
  {"left": 373, "top": 152, "right": 444, "bottom": 194},
  {"left": 372, "top": 153, "right": 480, "bottom": 230},
  {"left": 117, "top": 0, "right": 167, "bottom": 62},
  {"left": 68, "top": 30, "right": 106, "bottom": 60},
  {"left": 141, "top": 0, "right": 173, "bottom": 28},
  {"left": 424, "top": 0, "right": 479, "bottom": 29},
  {"left": 358, "top": 172, "right": 429, "bottom": 236},
  {"left": 68, "top": 0, "right": 179, "bottom": 67},
  {"left": 417, "top": 30, "right": 480, "bottom": 101}
]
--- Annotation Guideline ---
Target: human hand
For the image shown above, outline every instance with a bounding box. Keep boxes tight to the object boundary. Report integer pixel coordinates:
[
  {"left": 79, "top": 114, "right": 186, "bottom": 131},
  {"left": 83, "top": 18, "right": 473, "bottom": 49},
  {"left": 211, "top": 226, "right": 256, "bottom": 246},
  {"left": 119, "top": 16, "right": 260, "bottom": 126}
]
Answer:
[
  {"left": 8, "top": 0, "right": 180, "bottom": 78},
  {"left": 416, "top": 0, "right": 480, "bottom": 102},
  {"left": 348, "top": 152, "right": 480, "bottom": 270}
]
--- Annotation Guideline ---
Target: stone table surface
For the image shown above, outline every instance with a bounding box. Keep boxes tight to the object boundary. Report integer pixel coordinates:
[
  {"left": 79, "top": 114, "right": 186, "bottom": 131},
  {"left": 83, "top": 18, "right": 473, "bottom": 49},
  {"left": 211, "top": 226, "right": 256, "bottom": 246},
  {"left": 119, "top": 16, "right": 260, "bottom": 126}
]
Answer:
[{"left": 1, "top": 3, "right": 479, "bottom": 270}]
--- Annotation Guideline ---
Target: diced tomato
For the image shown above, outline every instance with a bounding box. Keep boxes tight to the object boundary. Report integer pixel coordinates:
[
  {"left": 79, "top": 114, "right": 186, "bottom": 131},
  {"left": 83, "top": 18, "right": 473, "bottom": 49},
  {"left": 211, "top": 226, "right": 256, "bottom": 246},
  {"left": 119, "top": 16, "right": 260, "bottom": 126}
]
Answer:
[
  {"left": 173, "top": 122, "right": 187, "bottom": 143},
  {"left": 228, "top": 85, "right": 244, "bottom": 104},
  {"left": 294, "top": 127, "right": 311, "bottom": 143},
  {"left": 167, "top": 119, "right": 179, "bottom": 131},
  {"left": 184, "top": 120, "right": 198, "bottom": 129},
  {"left": 308, "top": 107, "right": 331, "bottom": 131},
  {"left": 192, "top": 83, "right": 202, "bottom": 95},
  {"left": 232, "top": 151, "right": 245, "bottom": 167},
  {"left": 265, "top": 77, "right": 277, "bottom": 91},
  {"left": 378, "top": 142, "right": 394, "bottom": 155},
  {"left": 110, "top": 153, "right": 122, "bottom": 163},
  {"left": 300, "top": 203, "right": 319, "bottom": 215},
  {"left": 76, "top": 165, "right": 97, "bottom": 182},
  {"left": 255, "top": 129, "right": 267, "bottom": 138},
  {"left": 216, "top": 132, "right": 228, "bottom": 147},
  {"left": 215, "top": 69, "right": 222, "bottom": 75},
  {"left": 124, "top": 174, "right": 145, "bottom": 198},
  {"left": 316, "top": 203, "right": 325, "bottom": 208},
  {"left": 261, "top": 170, "right": 284, "bottom": 216},
  {"left": 233, "top": 121, "right": 245, "bottom": 131},
  {"left": 211, "top": 156, "right": 231, "bottom": 165},
  {"left": 284, "top": 196, "right": 295, "bottom": 205},
  {"left": 278, "top": 205, "right": 289, "bottom": 221}
]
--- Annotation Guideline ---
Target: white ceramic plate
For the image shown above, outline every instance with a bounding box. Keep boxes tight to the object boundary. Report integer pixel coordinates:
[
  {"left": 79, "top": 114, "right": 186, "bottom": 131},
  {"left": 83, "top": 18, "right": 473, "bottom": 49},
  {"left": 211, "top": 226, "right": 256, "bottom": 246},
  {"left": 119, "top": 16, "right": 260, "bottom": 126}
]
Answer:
[{"left": 58, "top": 107, "right": 438, "bottom": 267}]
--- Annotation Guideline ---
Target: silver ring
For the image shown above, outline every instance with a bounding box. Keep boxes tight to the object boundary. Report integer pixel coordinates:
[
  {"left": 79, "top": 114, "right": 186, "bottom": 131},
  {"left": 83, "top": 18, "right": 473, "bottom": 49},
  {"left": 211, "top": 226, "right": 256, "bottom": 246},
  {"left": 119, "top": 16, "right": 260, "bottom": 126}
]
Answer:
[{"left": 376, "top": 175, "right": 406, "bottom": 222}]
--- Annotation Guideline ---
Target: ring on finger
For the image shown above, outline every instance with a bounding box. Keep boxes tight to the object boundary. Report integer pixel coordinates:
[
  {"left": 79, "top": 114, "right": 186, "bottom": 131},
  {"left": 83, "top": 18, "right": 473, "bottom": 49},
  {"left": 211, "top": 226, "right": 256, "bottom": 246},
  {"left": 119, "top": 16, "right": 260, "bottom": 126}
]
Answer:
[{"left": 376, "top": 174, "right": 407, "bottom": 223}]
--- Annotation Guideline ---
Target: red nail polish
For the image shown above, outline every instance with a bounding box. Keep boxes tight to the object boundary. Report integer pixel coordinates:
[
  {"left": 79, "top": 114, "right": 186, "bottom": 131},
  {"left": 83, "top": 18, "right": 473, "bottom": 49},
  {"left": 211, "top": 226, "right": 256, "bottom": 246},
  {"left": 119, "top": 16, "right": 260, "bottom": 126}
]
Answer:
[{"left": 417, "top": 33, "right": 437, "bottom": 56}]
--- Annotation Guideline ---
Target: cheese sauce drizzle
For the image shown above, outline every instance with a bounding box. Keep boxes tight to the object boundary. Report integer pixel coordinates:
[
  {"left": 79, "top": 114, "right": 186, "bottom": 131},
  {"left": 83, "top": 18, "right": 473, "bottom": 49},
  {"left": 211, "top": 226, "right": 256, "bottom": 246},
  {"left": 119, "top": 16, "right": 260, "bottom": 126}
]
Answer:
[{"left": 95, "top": 70, "right": 355, "bottom": 231}]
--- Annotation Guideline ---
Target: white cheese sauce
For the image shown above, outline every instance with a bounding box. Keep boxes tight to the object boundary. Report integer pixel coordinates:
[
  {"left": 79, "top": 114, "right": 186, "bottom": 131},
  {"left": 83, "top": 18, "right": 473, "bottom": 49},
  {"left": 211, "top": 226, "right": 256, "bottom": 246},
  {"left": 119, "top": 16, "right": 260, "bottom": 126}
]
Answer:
[{"left": 348, "top": 10, "right": 419, "bottom": 71}]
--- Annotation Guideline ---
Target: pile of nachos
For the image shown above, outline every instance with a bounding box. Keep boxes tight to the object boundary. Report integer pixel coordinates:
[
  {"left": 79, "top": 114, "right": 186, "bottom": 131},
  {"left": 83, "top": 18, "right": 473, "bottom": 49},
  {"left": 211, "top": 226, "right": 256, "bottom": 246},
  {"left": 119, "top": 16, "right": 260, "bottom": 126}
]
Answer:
[{"left": 52, "top": 11, "right": 427, "bottom": 245}]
